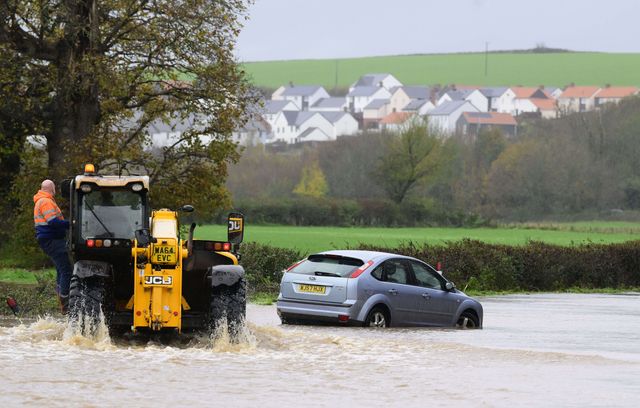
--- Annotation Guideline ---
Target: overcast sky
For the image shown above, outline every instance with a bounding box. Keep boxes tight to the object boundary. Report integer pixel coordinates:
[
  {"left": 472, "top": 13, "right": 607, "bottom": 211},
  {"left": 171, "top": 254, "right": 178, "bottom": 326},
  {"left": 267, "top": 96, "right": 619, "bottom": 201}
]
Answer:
[{"left": 236, "top": 0, "right": 640, "bottom": 61}]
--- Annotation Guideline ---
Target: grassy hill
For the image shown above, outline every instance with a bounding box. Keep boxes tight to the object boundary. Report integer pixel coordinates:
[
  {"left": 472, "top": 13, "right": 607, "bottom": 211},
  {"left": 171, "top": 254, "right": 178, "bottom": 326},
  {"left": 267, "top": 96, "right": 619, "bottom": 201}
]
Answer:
[{"left": 242, "top": 52, "right": 640, "bottom": 89}]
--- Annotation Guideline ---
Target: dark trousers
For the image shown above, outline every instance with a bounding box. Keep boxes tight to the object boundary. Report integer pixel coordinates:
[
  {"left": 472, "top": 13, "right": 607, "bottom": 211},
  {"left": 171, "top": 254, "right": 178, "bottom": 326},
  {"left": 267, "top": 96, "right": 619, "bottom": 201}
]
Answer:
[{"left": 38, "top": 238, "right": 72, "bottom": 297}]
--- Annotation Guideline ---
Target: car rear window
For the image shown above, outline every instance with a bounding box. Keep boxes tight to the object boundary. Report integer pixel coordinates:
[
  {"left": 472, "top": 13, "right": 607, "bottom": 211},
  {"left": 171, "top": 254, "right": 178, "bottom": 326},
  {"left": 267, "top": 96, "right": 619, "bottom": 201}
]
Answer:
[{"left": 289, "top": 255, "right": 364, "bottom": 277}]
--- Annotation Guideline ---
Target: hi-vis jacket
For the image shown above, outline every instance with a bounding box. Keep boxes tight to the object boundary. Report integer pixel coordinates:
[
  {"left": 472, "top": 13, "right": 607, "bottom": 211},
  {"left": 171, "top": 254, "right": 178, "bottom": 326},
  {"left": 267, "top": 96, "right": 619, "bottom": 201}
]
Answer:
[{"left": 33, "top": 190, "right": 69, "bottom": 240}]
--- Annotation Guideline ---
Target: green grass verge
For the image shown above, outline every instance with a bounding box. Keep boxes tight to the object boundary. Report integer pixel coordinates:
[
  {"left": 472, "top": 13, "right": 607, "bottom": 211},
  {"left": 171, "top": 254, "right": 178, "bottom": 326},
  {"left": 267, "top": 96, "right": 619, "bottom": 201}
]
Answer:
[
  {"left": 243, "top": 52, "right": 640, "bottom": 88},
  {"left": 195, "top": 223, "right": 640, "bottom": 255}
]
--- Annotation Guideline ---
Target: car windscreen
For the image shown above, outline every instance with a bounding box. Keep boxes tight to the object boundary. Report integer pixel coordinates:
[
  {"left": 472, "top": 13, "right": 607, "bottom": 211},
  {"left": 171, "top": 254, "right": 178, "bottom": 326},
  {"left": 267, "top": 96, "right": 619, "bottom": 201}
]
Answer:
[
  {"left": 289, "top": 255, "right": 364, "bottom": 277},
  {"left": 80, "top": 189, "right": 144, "bottom": 239}
]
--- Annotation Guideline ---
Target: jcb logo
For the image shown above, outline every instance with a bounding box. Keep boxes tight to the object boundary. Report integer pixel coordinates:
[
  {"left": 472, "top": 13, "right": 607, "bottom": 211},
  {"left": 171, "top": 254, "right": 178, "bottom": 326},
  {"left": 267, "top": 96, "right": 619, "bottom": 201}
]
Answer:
[
  {"left": 144, "top": 276, "right": 173, "bottom": 286},
  {"left": 228, "top": 217, "right": 243, "bottom": 233}
]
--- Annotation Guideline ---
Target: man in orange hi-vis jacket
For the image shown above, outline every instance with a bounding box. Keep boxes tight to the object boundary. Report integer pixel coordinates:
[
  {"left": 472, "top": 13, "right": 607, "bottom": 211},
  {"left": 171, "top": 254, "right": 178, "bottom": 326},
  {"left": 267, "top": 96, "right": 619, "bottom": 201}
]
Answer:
[{"left": 34, "top": 179, "right": 71, "bottom": 313}]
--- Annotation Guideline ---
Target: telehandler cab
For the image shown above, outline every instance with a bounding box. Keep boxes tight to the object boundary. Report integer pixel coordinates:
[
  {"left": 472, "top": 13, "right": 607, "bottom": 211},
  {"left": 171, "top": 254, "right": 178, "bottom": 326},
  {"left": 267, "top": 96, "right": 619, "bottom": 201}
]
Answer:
[{"left": 61, "top": 164, "right": 246, "bottom": 336}]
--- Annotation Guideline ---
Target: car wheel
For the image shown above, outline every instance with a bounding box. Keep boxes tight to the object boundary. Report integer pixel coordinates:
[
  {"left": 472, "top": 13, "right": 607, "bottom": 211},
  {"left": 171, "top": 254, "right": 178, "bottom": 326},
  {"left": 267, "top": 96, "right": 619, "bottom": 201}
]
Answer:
[
  {"left": 364, "top": 307, "right": 389, "bottom": 328},
  {"left": 456, "top": 310, "right": 480, "bottom": 329}
]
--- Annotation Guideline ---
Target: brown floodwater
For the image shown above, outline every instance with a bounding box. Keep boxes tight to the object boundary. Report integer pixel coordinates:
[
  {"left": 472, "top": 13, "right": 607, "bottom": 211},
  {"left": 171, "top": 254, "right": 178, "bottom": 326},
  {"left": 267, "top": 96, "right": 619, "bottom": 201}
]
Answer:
[{"left": 1, "top": 293, "right": 639, "bottom": 407}]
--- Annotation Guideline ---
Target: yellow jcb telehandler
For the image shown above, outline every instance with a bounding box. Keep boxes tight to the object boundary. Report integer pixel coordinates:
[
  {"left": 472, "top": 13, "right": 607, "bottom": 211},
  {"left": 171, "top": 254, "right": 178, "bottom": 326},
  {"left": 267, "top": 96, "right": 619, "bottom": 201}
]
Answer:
[{"left": 61, "top": 164, "right": 246, "bottom": 336}]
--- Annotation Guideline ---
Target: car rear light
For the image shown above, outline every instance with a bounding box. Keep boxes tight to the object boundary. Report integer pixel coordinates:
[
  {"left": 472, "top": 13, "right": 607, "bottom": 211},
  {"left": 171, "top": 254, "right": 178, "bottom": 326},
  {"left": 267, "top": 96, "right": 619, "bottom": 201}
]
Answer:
[
  {"left": 350, "top": 260, "right": 374, "bottom": 279},
  {"left": 86, "top": 239, "right": 95, "bottom": 248},
  {"left": 285, "top": 259, "right": 305, "bottom": 272},
  {"left": 338, "top": 315, "right": 349, "bottom": 322}
]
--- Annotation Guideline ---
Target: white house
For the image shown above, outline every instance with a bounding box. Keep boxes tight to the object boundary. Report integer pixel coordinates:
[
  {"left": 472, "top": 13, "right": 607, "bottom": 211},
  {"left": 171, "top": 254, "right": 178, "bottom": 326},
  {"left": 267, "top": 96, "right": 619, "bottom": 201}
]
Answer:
[
  {"left": 309, "top": 97, "right": 348, "bottom": 112},
  {"left": 544, "top": 87, "right": 563, "bottom": 99},
  {"left": 480, "top": 87, "right": 517, "bottom": 113},
  {"left": 388, "top": 86, "right": 432, "bottom": 113},
  {"left": 362, "top": 99, "right": 391, "bottom": 129},
  {"left": 268, "top": 111, "right": 297, "bottom": 144},
  {"left": 594, "top": 86, "right": 639, "bottom": 106},
  {"left": 297, "top": 127, "right": 332, "bottom": 143},
  {"left": 557, "top": 86, "right": 601, "bottom": 114},
  {"left": 272, "top": 85, "right": 330, "bottom": 110},
  {"left": 319, "top": 112, "right": 359, "bottom": 139},
  {"left": 511, "top": 87, "right": 552, "bottom": 116},
  {"left": 282, "top": 111, "right": 334, "bottom": 144},
  {"left": 347, "top": 86, "right": 392, "bottom": 113},
  {"left": 231, "top": 117, "right": 272, "bottom": 146},
  {"left": 349, "top": 73, "right": 402, "bottom": 92},
  {"left": 427, "top": 100, "right": 480, "bottom": 134},
  {"left": 262, "top": 100, "right": 299, "bottom": 121},
  {"left": 380, "top": 112, "right": 415, "bottom": 132},
  {"left": 438, "top": 89, "right": 488, "bottom": 112},
  {"left": 402, "top": 99, "right": 435, "bottom": 115}
]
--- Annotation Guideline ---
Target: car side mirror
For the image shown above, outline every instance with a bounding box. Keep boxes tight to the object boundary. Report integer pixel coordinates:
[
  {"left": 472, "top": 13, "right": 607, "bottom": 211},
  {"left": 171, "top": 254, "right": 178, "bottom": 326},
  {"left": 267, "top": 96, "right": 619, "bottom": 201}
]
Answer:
[
  {"left": 445, "top": 282, "right": 456, "bottom": 291},
  {"left": 135, "top": 228, "right": 156, "bottom": 247},
  {"left": 227, "top": 212, "right": 244, "bottom": 245}
]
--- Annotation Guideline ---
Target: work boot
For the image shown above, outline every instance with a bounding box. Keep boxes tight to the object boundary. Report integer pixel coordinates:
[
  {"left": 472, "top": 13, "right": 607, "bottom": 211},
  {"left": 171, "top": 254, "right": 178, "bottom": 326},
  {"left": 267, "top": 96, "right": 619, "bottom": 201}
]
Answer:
[{"left": 58, "top": 295, "right": 69, "bottom": 315}]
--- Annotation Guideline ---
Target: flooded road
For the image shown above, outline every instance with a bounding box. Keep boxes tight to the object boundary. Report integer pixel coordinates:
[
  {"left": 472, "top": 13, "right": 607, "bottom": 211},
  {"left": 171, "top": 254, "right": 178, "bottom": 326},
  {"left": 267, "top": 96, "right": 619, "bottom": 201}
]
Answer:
[{"left": 1, "top": 294, "right": 639, "bottom": 407}]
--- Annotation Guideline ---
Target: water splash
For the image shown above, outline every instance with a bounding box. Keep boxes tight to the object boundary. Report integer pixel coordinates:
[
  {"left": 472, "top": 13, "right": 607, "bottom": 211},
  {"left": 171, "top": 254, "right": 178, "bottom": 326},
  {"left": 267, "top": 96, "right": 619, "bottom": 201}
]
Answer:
[
  {"left": 62, "top": 311, "right": 112, "bottom": 350},
  {"left": 207, "top": 316, "right": 257, "bottom": 352}
]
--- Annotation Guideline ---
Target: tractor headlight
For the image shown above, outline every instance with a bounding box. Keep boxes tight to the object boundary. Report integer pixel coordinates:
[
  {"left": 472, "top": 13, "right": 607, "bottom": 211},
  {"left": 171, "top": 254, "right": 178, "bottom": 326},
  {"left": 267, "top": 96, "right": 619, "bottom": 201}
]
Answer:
[
  {"left": 80, "top": 184, "right": 92, "bottom": 193},
  {"left": 131, "top": 183, "right": 143, "bottom": 192}
]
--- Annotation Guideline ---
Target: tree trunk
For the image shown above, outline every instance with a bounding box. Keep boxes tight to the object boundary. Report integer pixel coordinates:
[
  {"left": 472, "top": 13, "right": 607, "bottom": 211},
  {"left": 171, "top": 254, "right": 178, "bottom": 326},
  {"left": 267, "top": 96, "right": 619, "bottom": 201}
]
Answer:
[{"left": 46, "top": 0, "right": 101, "bottom": 180}]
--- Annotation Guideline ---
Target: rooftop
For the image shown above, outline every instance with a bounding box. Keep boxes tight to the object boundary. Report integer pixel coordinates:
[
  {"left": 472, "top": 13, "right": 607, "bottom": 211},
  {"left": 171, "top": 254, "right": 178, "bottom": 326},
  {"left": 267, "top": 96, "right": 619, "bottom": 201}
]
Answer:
[
  {"left": 461, "top": 112, "right": 517, "bottom": 126},
  {"left": 595, "top": 86, "right": 639, "bottom": 98},
  {"left": 560, "top": 86, "right": 601, "bottom": 98}
]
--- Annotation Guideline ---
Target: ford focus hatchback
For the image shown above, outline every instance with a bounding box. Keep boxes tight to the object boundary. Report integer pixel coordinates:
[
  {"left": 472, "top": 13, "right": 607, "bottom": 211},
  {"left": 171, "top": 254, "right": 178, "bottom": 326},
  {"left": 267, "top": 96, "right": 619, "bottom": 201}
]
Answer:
[{"left": 276, "top": 250, "right": 483, "bottom": 328}]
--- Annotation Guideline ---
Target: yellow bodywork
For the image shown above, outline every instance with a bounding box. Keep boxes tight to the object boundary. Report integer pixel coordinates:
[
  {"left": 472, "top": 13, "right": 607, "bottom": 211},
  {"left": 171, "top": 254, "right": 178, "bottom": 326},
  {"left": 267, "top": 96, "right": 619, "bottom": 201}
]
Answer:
[{"left": 130, "top": 209, "right": 188, "bottom": 332}]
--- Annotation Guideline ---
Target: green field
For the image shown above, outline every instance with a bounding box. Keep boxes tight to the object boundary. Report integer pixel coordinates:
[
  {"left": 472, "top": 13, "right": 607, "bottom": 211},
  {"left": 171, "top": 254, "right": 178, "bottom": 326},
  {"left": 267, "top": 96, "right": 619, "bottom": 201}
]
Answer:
[
  {"left": 195, "top": 223, "right": 640, "bottom": 255},
  {"left": 243, "top": 52, "right": 640, "bottom": 89}
]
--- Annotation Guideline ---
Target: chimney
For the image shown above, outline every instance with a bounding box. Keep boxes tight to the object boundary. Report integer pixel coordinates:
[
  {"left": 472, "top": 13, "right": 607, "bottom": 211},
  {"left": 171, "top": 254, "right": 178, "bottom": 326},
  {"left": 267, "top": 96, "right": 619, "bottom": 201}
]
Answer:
[{"left": 288, "top": 81, "right": 294, "bottom": 88}]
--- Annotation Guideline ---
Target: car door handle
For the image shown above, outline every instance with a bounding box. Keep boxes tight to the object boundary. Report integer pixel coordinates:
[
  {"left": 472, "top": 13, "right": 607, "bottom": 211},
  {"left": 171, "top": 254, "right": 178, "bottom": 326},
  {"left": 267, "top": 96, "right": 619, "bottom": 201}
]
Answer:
[
  {"left": 388, "top": 289, "right": 398, "bottom": 295},
  {"left": 422, "top": 293, "right": 431, "bottom": 300}
]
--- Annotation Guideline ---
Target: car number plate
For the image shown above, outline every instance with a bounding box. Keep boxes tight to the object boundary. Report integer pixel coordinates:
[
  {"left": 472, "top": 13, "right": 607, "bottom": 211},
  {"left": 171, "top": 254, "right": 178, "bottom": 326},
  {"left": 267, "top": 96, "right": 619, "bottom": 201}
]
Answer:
[
  {"left": 152, "top": 244, "right": 176, "bottom": 264},
  {"left": 298, "top": 284, "right": 326, "bottom": 294}
]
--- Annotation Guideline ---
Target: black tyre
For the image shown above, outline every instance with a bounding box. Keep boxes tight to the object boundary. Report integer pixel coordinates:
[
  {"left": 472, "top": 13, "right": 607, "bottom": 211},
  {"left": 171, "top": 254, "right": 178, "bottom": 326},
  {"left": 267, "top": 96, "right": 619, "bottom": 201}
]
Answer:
[
  {"left": 68, "top": 275, "right": 106, "bottom": 336},
  {"left": 456, "top": 310, "right": 480, "bottom": 329},
  {"left": 364, "top": 306, "right": 389, "bottom": 328},
  {"left": 209, "top": 278, "right": 247, "bottom": 337}
]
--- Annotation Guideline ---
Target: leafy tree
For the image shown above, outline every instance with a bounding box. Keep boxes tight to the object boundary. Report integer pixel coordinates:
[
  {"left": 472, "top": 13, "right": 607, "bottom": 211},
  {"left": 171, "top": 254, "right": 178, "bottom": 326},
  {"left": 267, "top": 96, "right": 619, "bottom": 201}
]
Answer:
[
  {"left": 1, "top": 0, "right": 255, "bottom": 224},
  {"left": 374, "top": 120, "right": 442, "bottom": 203},
  {"left": 293, "top": 160, "right": 328, "bottom": 198}
]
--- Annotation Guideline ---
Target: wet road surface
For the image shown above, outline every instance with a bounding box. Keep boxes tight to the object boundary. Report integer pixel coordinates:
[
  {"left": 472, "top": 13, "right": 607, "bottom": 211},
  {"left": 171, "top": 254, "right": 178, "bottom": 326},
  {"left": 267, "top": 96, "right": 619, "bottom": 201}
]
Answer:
[{"left": 1, "top": 293, "right": 638, "bottom": 407}]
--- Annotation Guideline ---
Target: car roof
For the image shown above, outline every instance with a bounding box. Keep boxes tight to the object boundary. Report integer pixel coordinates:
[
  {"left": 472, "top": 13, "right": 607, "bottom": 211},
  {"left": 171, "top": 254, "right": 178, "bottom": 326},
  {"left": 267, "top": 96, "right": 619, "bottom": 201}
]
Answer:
[{"left": 316, "top": 250, "right": 415, "bottom": 263}]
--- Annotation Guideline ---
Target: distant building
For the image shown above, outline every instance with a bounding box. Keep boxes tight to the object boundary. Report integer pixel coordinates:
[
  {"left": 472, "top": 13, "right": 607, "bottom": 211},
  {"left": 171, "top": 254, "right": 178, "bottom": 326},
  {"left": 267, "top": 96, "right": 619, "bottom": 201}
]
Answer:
[
  {"left": 427, "top": 100, "right": 479, "bottom": 134},
  {"left": 388, "top": 86, "right": 432, "bottom": 113},
  {"left": 272, "top": 85, "right": 330, "bottom": 110},
  {"left": 457, "top": 112, "right": 518, "bottom": 138},
  {"left": 232, "top": 117, "right": 272, "bottom": 146},
  {"left": 594, "top": 86, "right": 639, "bottom": 107},
  {"left": 438, "top": 88, "right": 488, "bottom": 112},
  {"left": 479, "top": 87, "right": 517, "bottom": 113},
  {"left": 347, "top": 86, "right": 392, "bottom": 113},
  {"left": 350, "top": 73, "right": 403, "bottom": 92},
  {"left": 557, "top": 86, "right": 601, "bottom": 113},
  {"left": 362, "top": 99, "right": 391, "bottom": 130},
  {"left": 319, "top": 112, "right": 359, "bottom": 138},
  {"left": 402, "top": 99, "right": 435, "bottom": 115},
  {"left": 309, "top": 97, "right": 348, "bottom": 112},
  {"left": 380, "top": 111, "right": 415, "bottom": 132}
]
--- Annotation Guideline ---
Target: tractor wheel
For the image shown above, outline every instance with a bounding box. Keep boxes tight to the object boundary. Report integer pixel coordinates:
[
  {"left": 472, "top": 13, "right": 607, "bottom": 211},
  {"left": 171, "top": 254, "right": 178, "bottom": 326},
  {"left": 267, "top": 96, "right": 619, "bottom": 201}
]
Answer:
[
  {"left": 68, "top": 275, "right": 106, "bottom": 336},
  {"left": 209, "top": 278, "right": 247, "bottom": 338}
]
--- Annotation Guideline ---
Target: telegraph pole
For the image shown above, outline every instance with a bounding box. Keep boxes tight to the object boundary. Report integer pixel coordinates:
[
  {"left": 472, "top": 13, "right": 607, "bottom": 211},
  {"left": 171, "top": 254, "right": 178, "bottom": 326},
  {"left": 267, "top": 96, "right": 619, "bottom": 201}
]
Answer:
[{"left": 484, "top": 42, "right": 489, "bottom": 77}]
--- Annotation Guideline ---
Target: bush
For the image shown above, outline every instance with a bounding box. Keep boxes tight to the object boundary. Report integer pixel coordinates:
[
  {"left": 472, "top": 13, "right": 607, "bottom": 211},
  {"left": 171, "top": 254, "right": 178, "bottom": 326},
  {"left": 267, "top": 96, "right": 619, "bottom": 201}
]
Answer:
[
  {"left": 229, "top": 198, "right": 487, "bottom": 227},
  {"left": 358, "top": 239, "right": 640, "bottom": 291}
]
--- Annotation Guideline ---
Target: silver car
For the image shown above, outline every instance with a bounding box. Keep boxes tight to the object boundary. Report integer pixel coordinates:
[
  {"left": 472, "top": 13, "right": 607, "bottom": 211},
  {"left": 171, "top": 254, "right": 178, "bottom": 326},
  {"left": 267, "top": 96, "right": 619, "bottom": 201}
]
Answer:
[{"left": 277, "top": 250, "right": 483, "bottom": 328}]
